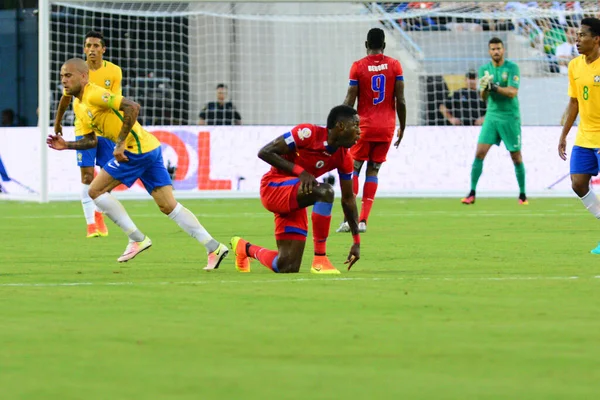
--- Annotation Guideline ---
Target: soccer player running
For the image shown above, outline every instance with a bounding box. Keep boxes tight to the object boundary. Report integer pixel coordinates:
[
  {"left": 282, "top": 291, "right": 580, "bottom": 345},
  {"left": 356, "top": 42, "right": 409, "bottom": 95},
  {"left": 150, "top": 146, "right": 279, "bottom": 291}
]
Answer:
[
  {"left": 230, "top": 105, "right": 361, "bottom": 274},
  {"left": 461, "top": 37, "right": 527, "bottom": 205},
  {"left": 558, "top": 17, "right": 600, "bottom": 254},
  {"left": 47, "top": 58, "right": 229, "bottom": 268},
  {"left": 54, "top": 31, "right": 122, "bottom": 238},
  {"left": 336, "top": 28, "right": 406, "bottom": 234}
]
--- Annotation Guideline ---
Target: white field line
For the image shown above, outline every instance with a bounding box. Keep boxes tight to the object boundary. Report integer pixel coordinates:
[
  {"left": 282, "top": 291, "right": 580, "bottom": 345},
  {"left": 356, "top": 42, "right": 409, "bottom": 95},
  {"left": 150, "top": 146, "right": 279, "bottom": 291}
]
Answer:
[
  {"left": 0, "top": 275, "right": 594, "bottom": 288},
  {"left": 0, "top": 211, "right": 590, "bottom": 220}
]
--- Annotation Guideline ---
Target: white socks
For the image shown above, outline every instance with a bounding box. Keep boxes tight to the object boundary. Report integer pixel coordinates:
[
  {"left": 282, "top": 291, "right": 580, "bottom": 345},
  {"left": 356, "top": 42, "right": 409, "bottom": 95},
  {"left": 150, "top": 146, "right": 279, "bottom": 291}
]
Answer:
[
  {"left": 580, "top": 189, "right": 600, "bottom": 219},
  {"left": 93, "top": 193, "right": 145, "bottom": 242},
  {"left": 81, "top": 184, "right": 96, "bottom": 224},
  {"left": 168, "top": 202, "right": 219, "bottom": 253}
]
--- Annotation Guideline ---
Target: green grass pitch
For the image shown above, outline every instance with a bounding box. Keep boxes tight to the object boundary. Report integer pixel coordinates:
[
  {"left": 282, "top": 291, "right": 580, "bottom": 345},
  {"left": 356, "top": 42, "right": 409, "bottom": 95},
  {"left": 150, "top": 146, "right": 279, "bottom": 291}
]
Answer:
[{"left": 1, "top": 197, "right": 599, "bottom": 399}]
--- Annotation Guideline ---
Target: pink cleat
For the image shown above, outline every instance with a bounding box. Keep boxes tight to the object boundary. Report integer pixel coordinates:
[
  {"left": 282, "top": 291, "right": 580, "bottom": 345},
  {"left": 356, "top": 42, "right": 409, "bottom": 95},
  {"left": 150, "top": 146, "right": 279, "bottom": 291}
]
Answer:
[
  {"left": 117, "top": 236, "right": 152, "bottom": 262},
  {"left": 203, "top": 243, "right": 229, "bottom": 271}
]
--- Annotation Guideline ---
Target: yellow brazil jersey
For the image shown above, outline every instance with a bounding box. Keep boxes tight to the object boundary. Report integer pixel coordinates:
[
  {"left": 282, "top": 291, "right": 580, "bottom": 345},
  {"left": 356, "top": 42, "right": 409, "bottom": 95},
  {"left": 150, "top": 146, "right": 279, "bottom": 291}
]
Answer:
[
  {"left": 89, "top": 60, "right": 122, "bottom": 95},
  {"left": 69, "top": 60, "right": 122, "bottom": 136},
  {"left": 73, "top": 83, "right": 161, "bottom": 154},
  {"left": 568, "top": 55, "right": 600, "bottom": 148}
]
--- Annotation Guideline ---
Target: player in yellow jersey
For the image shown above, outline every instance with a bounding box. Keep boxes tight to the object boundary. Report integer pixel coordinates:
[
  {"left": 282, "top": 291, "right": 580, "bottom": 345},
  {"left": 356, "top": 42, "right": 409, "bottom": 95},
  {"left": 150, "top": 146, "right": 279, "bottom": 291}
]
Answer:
[
  {"left": 47, "top": 58, "right": 229, "bottom": 268},
  {"left": 54, "top": 31, "right": 122, "bottom": 238},
  {"left": 558, "top": 17, "right": 600, "bottom": 254}
]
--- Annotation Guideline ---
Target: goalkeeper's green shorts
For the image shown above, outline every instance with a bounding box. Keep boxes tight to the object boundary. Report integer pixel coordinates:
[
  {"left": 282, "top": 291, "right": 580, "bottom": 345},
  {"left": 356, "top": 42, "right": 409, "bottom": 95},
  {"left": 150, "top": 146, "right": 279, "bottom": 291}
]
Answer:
[{"left": 478, "top": 117, "right": 522, "bottom": 152}]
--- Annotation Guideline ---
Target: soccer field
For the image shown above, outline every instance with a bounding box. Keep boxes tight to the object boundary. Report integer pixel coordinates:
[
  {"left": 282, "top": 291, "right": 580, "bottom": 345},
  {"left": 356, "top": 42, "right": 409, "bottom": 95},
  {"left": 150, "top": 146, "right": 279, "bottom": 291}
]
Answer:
[{"left": 1, "top": 198, "right": 599, "bottom": 399}]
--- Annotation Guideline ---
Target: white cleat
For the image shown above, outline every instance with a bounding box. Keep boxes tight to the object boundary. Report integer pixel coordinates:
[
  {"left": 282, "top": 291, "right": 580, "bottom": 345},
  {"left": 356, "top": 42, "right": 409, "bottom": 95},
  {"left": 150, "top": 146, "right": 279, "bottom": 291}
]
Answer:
[
  {"left": 358, "top": 222, "right": 367, "bottom": 233},
  {"left": 335, "top": 221, "right": 351, "bottom": 233},
  {"left": 203, "top": 243, "right": 229, "bottom": 271},
  {"left": 117, "top": 236, "right": 152, "bottom": 262}
]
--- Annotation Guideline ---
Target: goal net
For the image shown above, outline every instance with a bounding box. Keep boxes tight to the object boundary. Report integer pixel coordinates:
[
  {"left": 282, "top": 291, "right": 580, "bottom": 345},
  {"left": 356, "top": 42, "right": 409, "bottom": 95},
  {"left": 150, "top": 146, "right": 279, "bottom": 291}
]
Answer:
[{"left": 9, "top": 1, "right": 592, "bottom": 201}]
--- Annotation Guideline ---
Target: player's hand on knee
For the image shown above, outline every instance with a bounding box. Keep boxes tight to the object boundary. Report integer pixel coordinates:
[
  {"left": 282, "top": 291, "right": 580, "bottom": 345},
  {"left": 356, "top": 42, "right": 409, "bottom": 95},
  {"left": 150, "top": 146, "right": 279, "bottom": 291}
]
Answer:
[
  {"left": 46, "top": 134, "right": 67, "bottom": 150},
  {"left": 298, "top": 171, "right": 317, "bottom": 194}
]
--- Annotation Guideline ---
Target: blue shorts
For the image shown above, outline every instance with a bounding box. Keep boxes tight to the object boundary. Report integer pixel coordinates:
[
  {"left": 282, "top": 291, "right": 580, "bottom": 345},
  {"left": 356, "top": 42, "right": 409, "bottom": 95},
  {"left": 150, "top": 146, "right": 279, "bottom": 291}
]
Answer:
[
  {"left": 570, "top": 145, "right": 600, "bottom": 175},
  {"left": 76, "top": 136, "right": 115, "bottom": 168},
  {"left": 104, "top": 147, "right": 172, "bottom": 194}
]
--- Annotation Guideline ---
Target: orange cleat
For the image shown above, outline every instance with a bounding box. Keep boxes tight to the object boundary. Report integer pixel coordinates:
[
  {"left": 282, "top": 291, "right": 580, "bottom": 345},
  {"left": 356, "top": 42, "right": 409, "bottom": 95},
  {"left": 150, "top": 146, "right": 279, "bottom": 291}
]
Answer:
[
  {"left": 461, "top": 195, "right": 475, "bottom": 205},
  {"left": 95, "top": 211, "right": 109, "bottom": 237},
  {"left": 86, "top": 224, "right": 100, "bottom": 238},
  {"left": 310, "top": 255, "right": 340, "bottom": 274},
  {"left": 229, "top": 236, "right": 251, "bottom": 272}
]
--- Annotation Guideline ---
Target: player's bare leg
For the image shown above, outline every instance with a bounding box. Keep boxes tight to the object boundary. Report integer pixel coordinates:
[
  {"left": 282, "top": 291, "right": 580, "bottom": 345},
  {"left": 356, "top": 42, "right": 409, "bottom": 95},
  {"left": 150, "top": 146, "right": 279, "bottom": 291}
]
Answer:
[
  {"left": 462, "top": 143, "right": 492, "bottom": 205},
  {"left": 510, "top": 150, "right": 528, "bottom": 205},
  {"left": 337, "top": 160, "right": 364, "bottom": 233},
  {"left": 88, "top": 170, "right": 150, "bottom": 262},
  {"left": 150, "top": 185, "right": 228, "bottom": 270},
  {"left": 298, "top": 182, "right": 340, "bottom": 274},
  {"left": 80, "top": 166, "right": 100, "bottom": 238}
]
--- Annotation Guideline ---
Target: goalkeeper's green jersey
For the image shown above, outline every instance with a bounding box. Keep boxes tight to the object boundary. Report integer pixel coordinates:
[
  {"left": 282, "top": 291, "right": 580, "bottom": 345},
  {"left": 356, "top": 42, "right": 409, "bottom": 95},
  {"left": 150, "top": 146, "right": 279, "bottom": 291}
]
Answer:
[{"left": 478, "top": 60, "right": 520, "bottom": 118}]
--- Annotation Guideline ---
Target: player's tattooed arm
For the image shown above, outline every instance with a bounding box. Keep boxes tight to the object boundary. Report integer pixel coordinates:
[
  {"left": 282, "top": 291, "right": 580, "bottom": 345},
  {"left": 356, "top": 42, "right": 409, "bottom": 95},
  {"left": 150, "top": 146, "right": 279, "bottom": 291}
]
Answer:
[
  {"left": 343, "top": 85, "right": 359, "bottom": 108},
  {"left": 47, "top": 131, "right": 97, "bottom": 151},
  {"left": 340, "top": 178, "right": 359, "bottom": 235},
  {"left": 116, "top": 98, "right": 141, "bottom": 145},
  {"left": 54, "top": 95, "right": 73, "bottom": 135}
]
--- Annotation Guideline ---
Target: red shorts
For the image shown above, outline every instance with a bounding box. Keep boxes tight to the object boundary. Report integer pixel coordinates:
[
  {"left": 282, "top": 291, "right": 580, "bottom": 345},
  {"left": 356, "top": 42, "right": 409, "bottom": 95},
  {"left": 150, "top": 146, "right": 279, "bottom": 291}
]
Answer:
[
  {"left": 350, "top": 138, "right": 392, "bottom": 163},
  {"left": 260, "top": 175, "right": 307, "bottom": 241}
]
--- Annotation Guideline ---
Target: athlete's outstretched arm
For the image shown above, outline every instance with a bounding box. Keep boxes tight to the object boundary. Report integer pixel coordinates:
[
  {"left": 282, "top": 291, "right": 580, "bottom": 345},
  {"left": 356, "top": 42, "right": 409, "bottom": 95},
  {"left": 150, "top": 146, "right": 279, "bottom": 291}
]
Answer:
[
  {"left": 340, "top": 177, "right": 360, "bottom": 269},
  {"left": 258, "top": 135, "right": 317, "bottom": 193},
  {"left": 47, "top": 131, "right": 97, "bottom": 151},
  {"left": 54, "top": 94, "right": 72, "bottom": 136},
  {"left": 558, "top": 97, "right": 579, "bottom": 161},
  {"left": 394, "top": 80, "right": 407, "bottom": 148},
  {"left": 343, "top": 85, "right": 358, "bottom": 108}
]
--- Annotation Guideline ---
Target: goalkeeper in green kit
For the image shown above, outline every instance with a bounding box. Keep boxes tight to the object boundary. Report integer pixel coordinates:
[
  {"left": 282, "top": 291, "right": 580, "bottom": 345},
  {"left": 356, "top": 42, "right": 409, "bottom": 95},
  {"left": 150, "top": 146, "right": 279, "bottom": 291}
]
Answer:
[{"left": 461, "top": 37, "right": 528, "bottom": 205}]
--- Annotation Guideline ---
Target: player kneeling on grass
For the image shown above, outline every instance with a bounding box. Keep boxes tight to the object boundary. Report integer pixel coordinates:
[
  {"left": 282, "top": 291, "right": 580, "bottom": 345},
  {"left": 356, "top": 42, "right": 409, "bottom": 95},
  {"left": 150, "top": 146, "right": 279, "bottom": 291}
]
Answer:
[
  {"left": 230, "top": 105, "right": 361, "bottom": 274},
  {"left": 47, "top": 58, "right": 228, "bottom": 268}
]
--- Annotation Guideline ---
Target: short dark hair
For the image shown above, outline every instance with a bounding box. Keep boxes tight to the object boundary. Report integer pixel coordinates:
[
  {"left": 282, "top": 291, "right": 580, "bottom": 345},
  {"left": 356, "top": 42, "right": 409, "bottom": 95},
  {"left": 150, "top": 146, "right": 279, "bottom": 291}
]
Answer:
[
  {"left": 367, "top": 28, "right": 385, "bottom": 50},
  {"left": 581, "top": 17, "right": 600, "bottom": 37},
  {"left": 489, "top": 37, "right": 503, "bottom": 46},
  {"left": 466, "top": 70, "right": 477, "bottom": 79},
  {"left": 216, "top": 83, "right": 227, "bottom": 90},
  {"left": 85, "top": 31, "right": 106, "bottom": 47},
  {"left": 327, "top": 105, "right": 357, "bottom": 129}
]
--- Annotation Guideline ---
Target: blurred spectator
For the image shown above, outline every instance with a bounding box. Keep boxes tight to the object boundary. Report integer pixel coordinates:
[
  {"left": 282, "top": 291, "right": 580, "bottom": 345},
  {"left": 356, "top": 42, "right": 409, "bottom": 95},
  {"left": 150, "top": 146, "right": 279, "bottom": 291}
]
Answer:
[
  {"left": 198, "top": 83, "right": 242, "bottom": 126},
  {"left": 1, "top": 109, "right": 17, "bottom": 127},
  {"left": 539, "top": 18, "right": 567, "bottom": 73},
  {"left": 439, "top": 70, "right": 486, "bottom": 126},
  {"left": 555, "top": 25, "right": 578, "bottom": 74}
]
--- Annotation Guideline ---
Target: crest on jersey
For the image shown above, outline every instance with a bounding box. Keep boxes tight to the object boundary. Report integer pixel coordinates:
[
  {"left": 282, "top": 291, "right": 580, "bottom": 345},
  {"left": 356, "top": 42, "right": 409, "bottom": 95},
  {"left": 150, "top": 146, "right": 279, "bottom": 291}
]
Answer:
[
  {"left": 501, "top": 71, "right": 508, "bottom": 81},
  {"left": 105, "top": 79, "right": 111, "bottom": 87},
  {"left": 513, "top": 75, "right": 519, "bottom": 83},
  {"left": 315, "top": 160, "right": 325, "bottom": 168},
  {"left": 594, "top": 76, "right": 600, "bottom": 84},
  {"left": 102, "top": 92, "right": 110, "bottom": 103},
  {"left": 297, "top": 128, "right": 312, "bottom": 140}
]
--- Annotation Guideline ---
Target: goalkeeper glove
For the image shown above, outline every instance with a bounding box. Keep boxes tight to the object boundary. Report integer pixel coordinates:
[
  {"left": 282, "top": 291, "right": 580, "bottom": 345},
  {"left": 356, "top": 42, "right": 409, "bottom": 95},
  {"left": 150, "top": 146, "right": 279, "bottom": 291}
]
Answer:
[
  {"left": 489, "top": 83, "right": 499, "bottom": 92},
  {"left": 479, "top": 71, "right": 493, "bottom": 91}
]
